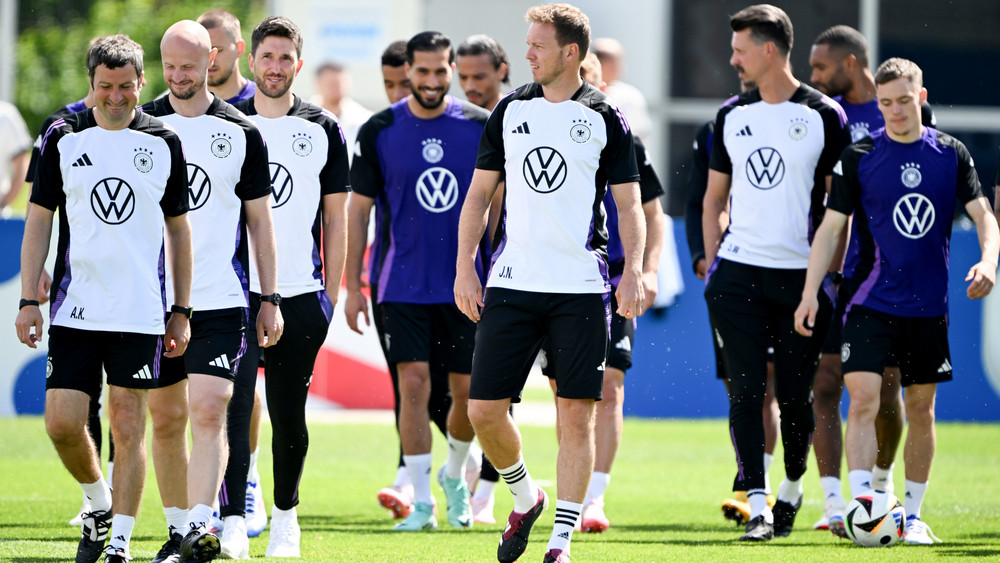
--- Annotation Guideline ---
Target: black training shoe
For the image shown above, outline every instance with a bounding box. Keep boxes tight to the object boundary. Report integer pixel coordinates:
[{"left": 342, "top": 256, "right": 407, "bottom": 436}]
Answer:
[
  {"left": 178, "top": 523, "right": 221, "bottom": 562},
  {"left": 103, "top": 546, "right": 129, "bottom": 562},
  {"left": 76, "top": 509, "right": 112, "bottom": 563},
  {"left": 497, "top": 488, "right": 548, "bottom": 563},
  {"left": 151, "top": 530, "right": 184, "bottom": 563},
  {"left": 738, "top": 515, "right": 774, "bottom": 542},
  {"left": 772, "top": 497, "right": 802, "bottom": 537}
]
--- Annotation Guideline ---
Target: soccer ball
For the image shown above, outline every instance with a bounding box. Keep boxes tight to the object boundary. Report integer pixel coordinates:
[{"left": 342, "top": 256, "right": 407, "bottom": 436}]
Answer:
[{"left": 845, "top": 490, "right": 906, "bottom": 547}]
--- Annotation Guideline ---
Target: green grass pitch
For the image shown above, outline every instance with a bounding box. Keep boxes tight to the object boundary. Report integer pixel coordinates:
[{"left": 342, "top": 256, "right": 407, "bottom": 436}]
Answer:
[{"left": 1, "top": 416, "right": 998, "bottom": 561}]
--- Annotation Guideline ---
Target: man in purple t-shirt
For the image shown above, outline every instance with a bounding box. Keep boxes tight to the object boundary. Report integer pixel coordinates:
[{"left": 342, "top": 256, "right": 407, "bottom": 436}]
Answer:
[{"left": 795, "top": 58, "right": 998, "bottom": 546}]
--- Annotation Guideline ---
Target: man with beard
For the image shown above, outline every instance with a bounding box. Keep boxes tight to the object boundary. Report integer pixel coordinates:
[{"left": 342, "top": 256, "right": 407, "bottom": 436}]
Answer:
[
  {"left": 347, "top": 30, "right": 490, "bottom": 532},
  {"left": 806, "top": 25, "right": 936, "bottom": 535},
  {"left": 230, "top": 15, "right": 351, "bottom": 557},
  {"left": 144, "top": 20, "right": 283, "bottom": 563},
  {"left": 195, "top": 8, "right": 272, "bottom": 546},
  {"left": 456, "top": 34, "right": 510, "bottom": 112}
]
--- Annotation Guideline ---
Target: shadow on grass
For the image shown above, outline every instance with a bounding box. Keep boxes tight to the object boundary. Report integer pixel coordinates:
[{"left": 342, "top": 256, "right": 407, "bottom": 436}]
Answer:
[
  {"left": 932, "top": 546, "right": 1000, "bottom": 558},
  {"left": 297, "top": 514, "right": 500, "bottom": 535},
  {"left": 11, "top": 558, "right": 67, "bottom": 563}
]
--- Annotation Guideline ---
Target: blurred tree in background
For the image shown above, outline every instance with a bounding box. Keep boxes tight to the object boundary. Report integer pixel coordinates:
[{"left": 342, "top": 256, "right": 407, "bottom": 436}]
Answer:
[{"left": 16, "top": 0, "right": 267, "bottom": 136}]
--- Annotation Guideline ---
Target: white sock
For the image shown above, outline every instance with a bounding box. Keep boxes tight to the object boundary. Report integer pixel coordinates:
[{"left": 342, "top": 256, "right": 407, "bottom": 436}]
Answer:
[
  {"left": 403, "top": 453, "right": 434, "bottom": 505},
  {"left": 248, "top": 448, "right": 260, "bottom": 484},
  {"left": 820, "top": 476, "right": 844, "bottom": 503},
  {"left": 393, "top": 465, "right": 411, "bottom": 488},
  {"left": 748, "top": 489, "right": 772, "bottom": 523},
  {"left": 468, "top": 442, "right": 483, "bottom": 466},
  {"left": 762, "top": 453, "right": 774, "bottom": 495},
  {"left": 585, "top": 471, "right": 611, "bottom": 505},
  {"left": 473, "top": 479, "right": 496, "bottom": 501},
  {"left": 904, "top": 480, "right": 928, "bottom": 520},
  {"left": 445, "top": 435, "right": 473, "bottom": 480},
  {"left": 186, "top": 503, "right": 214, "bottom": 529},
  {"left": 497, "top": 458, "right": 539, "bottom": 513},
  {"left": 108, "top": 514, "right": 135, "bottom": 554},
  {"left": 848, "top": 469, "right": 874, "bottom": 498},
  {"left": 872, "top": 463, "right": 894, "bottom": 490},
  {"left": 547, "top": 500, "right": 581, "bottom": 553},
  {"left": 163, "top": 506, "right": 188, "bottom": 536},
  {"left": 81, "top": 476, "right": 112, "bottom": 513},
  {"left": 777, "top": 477, "right": 802, "bottom": 504},
  {"left": 106, "top": 461, "right": 114, "bottom": 489}
]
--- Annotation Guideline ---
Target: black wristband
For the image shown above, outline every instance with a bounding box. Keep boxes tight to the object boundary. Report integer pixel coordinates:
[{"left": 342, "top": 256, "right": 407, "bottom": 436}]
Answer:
[
  {"left": 170, "top": 304, "right": 194, "bottom": 318},
  {"left": 260, "top": 293, "right": 282, "bottom": 307},
  {"left": 19, "top": 299, "right": 40, "bottom": 310}
]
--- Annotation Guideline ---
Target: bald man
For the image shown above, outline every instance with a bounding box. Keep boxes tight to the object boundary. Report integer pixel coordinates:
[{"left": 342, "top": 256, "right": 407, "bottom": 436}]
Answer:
[{"left": 144, "top": 20, "right": 282, "bottom": 563}]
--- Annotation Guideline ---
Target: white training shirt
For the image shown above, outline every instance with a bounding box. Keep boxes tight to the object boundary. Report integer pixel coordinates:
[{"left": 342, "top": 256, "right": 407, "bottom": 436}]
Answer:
[
  {"left": 476, "top": 82, "right": 639, "bottom": 294},
  {"left": 236, "top": 95, "right": 351, "bottom": 297},
  {"left": 142, "top": 95, "right": 271, "bottom": 311},
  {"left": 32, "top": 109, "right": 188, "bottom": 334},
  {"left": 709, "top": 85, "right": 849, "bottom": 269}
]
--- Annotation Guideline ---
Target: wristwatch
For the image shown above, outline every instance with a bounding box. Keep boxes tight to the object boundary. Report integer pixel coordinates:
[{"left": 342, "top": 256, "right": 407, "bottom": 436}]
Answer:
[
  {"left": 260, "top": 293, "right": 282, "bottom": 307},
  {"left": 170, "top": 304, "right": 194, "bottom": 318},
  {"left": 829, "top": 271, "right": 845, "bottom": 285},
  {"left": 19, "top": 299, "right": 40, "bottom": 309}
]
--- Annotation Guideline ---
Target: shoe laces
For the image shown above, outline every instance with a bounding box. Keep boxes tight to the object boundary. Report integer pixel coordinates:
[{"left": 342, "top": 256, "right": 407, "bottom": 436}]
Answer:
[{"left": 83, "top": 510, "right": 112, "bottom": 541}]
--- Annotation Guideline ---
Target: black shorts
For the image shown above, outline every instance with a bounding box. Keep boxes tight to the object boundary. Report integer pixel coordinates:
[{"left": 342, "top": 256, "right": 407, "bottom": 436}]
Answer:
[
  {"left": 841, "top": 306, "right": 951, "bottom": 387},
  {"left": 541, "top": 291, "right": 634, "bottom": 376},
  {"left": 380, "top": 302, "right": 475, "bottom": 374},
  {"left": 46, "top": 326, "right": 163, "bottom": 392},
  {"left": 159, "top": 308, "right": 247, "bottom": 386},
  {"left": 822, "top": 280, "right": 852, "bottom": 354},
  {"left": 471, "top": 288, "right": 609, "bottom": 402}
]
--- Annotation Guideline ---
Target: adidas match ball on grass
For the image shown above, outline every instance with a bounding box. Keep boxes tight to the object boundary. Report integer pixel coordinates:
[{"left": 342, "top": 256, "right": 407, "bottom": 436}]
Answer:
[{"left": 845, "top": 490, "right": 905, "bottom": 547}]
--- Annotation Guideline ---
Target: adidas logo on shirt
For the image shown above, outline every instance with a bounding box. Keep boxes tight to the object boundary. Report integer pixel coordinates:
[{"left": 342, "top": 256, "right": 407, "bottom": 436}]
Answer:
[
  {"left": 937, "top": 359, "right": 952, "bottom": 373},
  {"left": 72, "top": 153, "right": 94, "bottom": 167},
  {"left": 210, "top": 354, "right": 231, "bottom": 370},
  {"left": 511, "top": 122, "right": 531, "bottom": 134},
  {"left": 735, "top": 125, "right": 752, "bottom": 137},
  {"left": 132, "top": 364, "right": 154, "bottom": 380}
]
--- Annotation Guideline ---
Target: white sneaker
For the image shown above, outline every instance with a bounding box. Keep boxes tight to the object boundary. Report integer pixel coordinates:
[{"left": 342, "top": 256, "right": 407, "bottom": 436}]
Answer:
[
  {"left": 69, "top": 493, "right": 91, "bottom": 527},
  {"left": 266, "top": 507, "right": 300, "bottom": 557},
  {"left": 903, "top": 516, "right": 941, "bottom": 545},
  {"left": 471, "top": 494, "right": 496, "bottom": 525},
  {"left": 220, "top": 516, "right": 249, "bottom": 559},
  {"left": 245, "top": 479, "right": 268, "bottom": 538},
  {"left": 823, "top": 496, "right": 848, "bottom": 538},
  {"left": 377, "top": 484, "right": 414, "bottom": 519},
  {"left": 580, "top": 500, "right": 610, "bottom": 533}
]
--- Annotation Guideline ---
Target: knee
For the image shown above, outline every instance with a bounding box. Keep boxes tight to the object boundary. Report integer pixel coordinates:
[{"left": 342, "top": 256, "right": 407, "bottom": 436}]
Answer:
[
  {"left": 905, "top": 395, "right": 935, "bottom": 425},
  {"left": 397, "top": 364, "right": 429, "bottom": 397},
  {"left": 46, "top": 413, "right": 84, "bottom": 447},
  {"left": 812, "top": 368, "right": 843, "bottom": 406},
  {"left": 188, "top": 389, "right": 232, "bottom": 430},
  {"left": 468, "top": 401, "right": 502, "bottom": 432},
  {"left": 150, "top": 399, "right": 188, "bottom": 438}
]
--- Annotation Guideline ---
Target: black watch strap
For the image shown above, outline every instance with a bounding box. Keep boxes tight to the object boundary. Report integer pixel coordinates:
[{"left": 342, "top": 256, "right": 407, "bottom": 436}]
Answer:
[
  {"left": 170, "top": 304, "right": 194, "bottom": 318},
  {"left": 260, "top": 293, "right": 282, "bottom": 306},
  {"left": 19, "top": 299, "right": 40, "bottom": 310}
]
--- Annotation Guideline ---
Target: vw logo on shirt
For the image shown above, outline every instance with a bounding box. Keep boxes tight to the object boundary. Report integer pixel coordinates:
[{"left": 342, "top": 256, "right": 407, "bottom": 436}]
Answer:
[
  {"left": 91, "top": 177, "right": 136, "bottom": 225},
  {"left": 745, "top": 147, "right": 785, "bottom": 190},
  {"left": 186, "top": 163, "right": 212, "bottom": 210},
  {"left": 523, "top": 147, "right": 567, "bottom": 194},
  {"left": 269, "top": 162, "right": 294, "bottom": 208},
  {"left": 893, "top": 193, "right": 935, "bottom": 239},
  {"left": 416, "top": 167, "right": 459, "bottom": 212}
]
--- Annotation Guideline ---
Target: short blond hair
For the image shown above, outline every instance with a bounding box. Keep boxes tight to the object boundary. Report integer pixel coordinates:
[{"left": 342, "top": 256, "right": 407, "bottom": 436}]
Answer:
[{"left": 525, "top": 3, "right": 590, "bottom": 59}]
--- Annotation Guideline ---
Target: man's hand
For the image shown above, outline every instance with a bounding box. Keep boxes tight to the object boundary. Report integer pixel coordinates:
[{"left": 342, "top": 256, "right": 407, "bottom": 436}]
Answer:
[
  {"left": 966, "top": 261, "right": 996, "bottom": 299},
  {"left": 15, "top": 305, "right": 44, "bottom": 348},
  {"left": 454, "top": 266, "right": 484, "bottom": 323},
  {"left": 615, "top": 270, "right": 644, "bottom": 320},
  {"left": 639, "top": 271, "right": 658, "bottom": 315},
  {"left": 344, "top": 290, "right": 370, "bottom": 334},
  {"left": 694, "top": 258, "right": 707, "bottom": 280},
  {"left": 793, "top": 294, "right": 820, "bottom": 337},
  {"left": 37, "top": 270, "right": 52, "bottom": 304},
  {"left": 163, "top": 314, "right": 191, "bottom": 358},
  {"left": 257, "top": 302, "right": 285, "bottom": 348}
]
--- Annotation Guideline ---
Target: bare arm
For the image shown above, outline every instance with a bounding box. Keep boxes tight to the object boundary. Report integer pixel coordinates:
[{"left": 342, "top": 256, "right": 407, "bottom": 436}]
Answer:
[
  {"left": 964, "top": 196, "right": 999, "bottom": 299},
  {"left": 344, "top": 193, "right": 374, "bottom": 334},
  {"left": 245, "top": 196, "right": 284, "bottom": 347},
  {"left": 793, "top": 209, "right": 849, "bottom": 336},
  {"left": 702, "top": 170, "right": 731, "bottom": 267},
  {"left": 486, "top": 181, "right": 505, "bottom": 243},
  {"left": 454, "top": 168, "right": 502, "bottom": 322},
  {"left": 825, "top": 175, "right": 849, "bottom": 274},
  {"left": 321, "top": 192, "right": 349, "bottom": 310},
  {"left": 610, "top": 181, "right": 646, "bottom": 319},
  {"left": 638, "top": 197, "right": 664, "bottom": 315},
  {"left": 14, "top": 203, "right": 53, "bottom": 348},
  {"left": 0, "top": 151, "right": 29, "bottom": 210},
  {"left": 163, "top": 213, "right": 192, "bottom": 357}
]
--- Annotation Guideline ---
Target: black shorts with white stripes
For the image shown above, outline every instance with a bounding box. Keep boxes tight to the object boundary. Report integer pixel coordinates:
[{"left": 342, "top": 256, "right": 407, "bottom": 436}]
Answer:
[
  {"left": 159, "top": 307, "right": 246, "bottom": 386},
  {"left": 46, "top": 325, "right": 163, "bottom": 392}
]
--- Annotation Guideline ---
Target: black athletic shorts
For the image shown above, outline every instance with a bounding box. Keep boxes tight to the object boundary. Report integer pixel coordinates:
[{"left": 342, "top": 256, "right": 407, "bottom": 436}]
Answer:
[
  {"left": 822, "top": 280, "right": 851, "bottom": 354},
  {"left": 46, "top": 326, "right": 163, "bottom": 392},
  {"left": 471, "top": 287, "right": 609, "bottom": 402},
  {"left": 380, "top": 301, "right": 476, "bottom": 374},
  {"left": 541, "top": 291, "right": 634, "bottom": 376},
  {"left": 159, "top": 307, "right": 247, "bottom": 386},
  {"left": 841, "top": 306, "right": 952, "bottom": 387}
]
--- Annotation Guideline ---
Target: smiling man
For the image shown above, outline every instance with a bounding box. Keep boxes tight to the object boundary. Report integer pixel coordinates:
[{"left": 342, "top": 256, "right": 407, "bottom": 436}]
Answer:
[
  {"left": 15, "top": 34, "right": 192, "bottom": 563},
  {"left": 346, "top": 30, "right": 490, "bottom": 533},
  {"left": 143, "top": 19, "right": 282, "bottom": 563}
]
